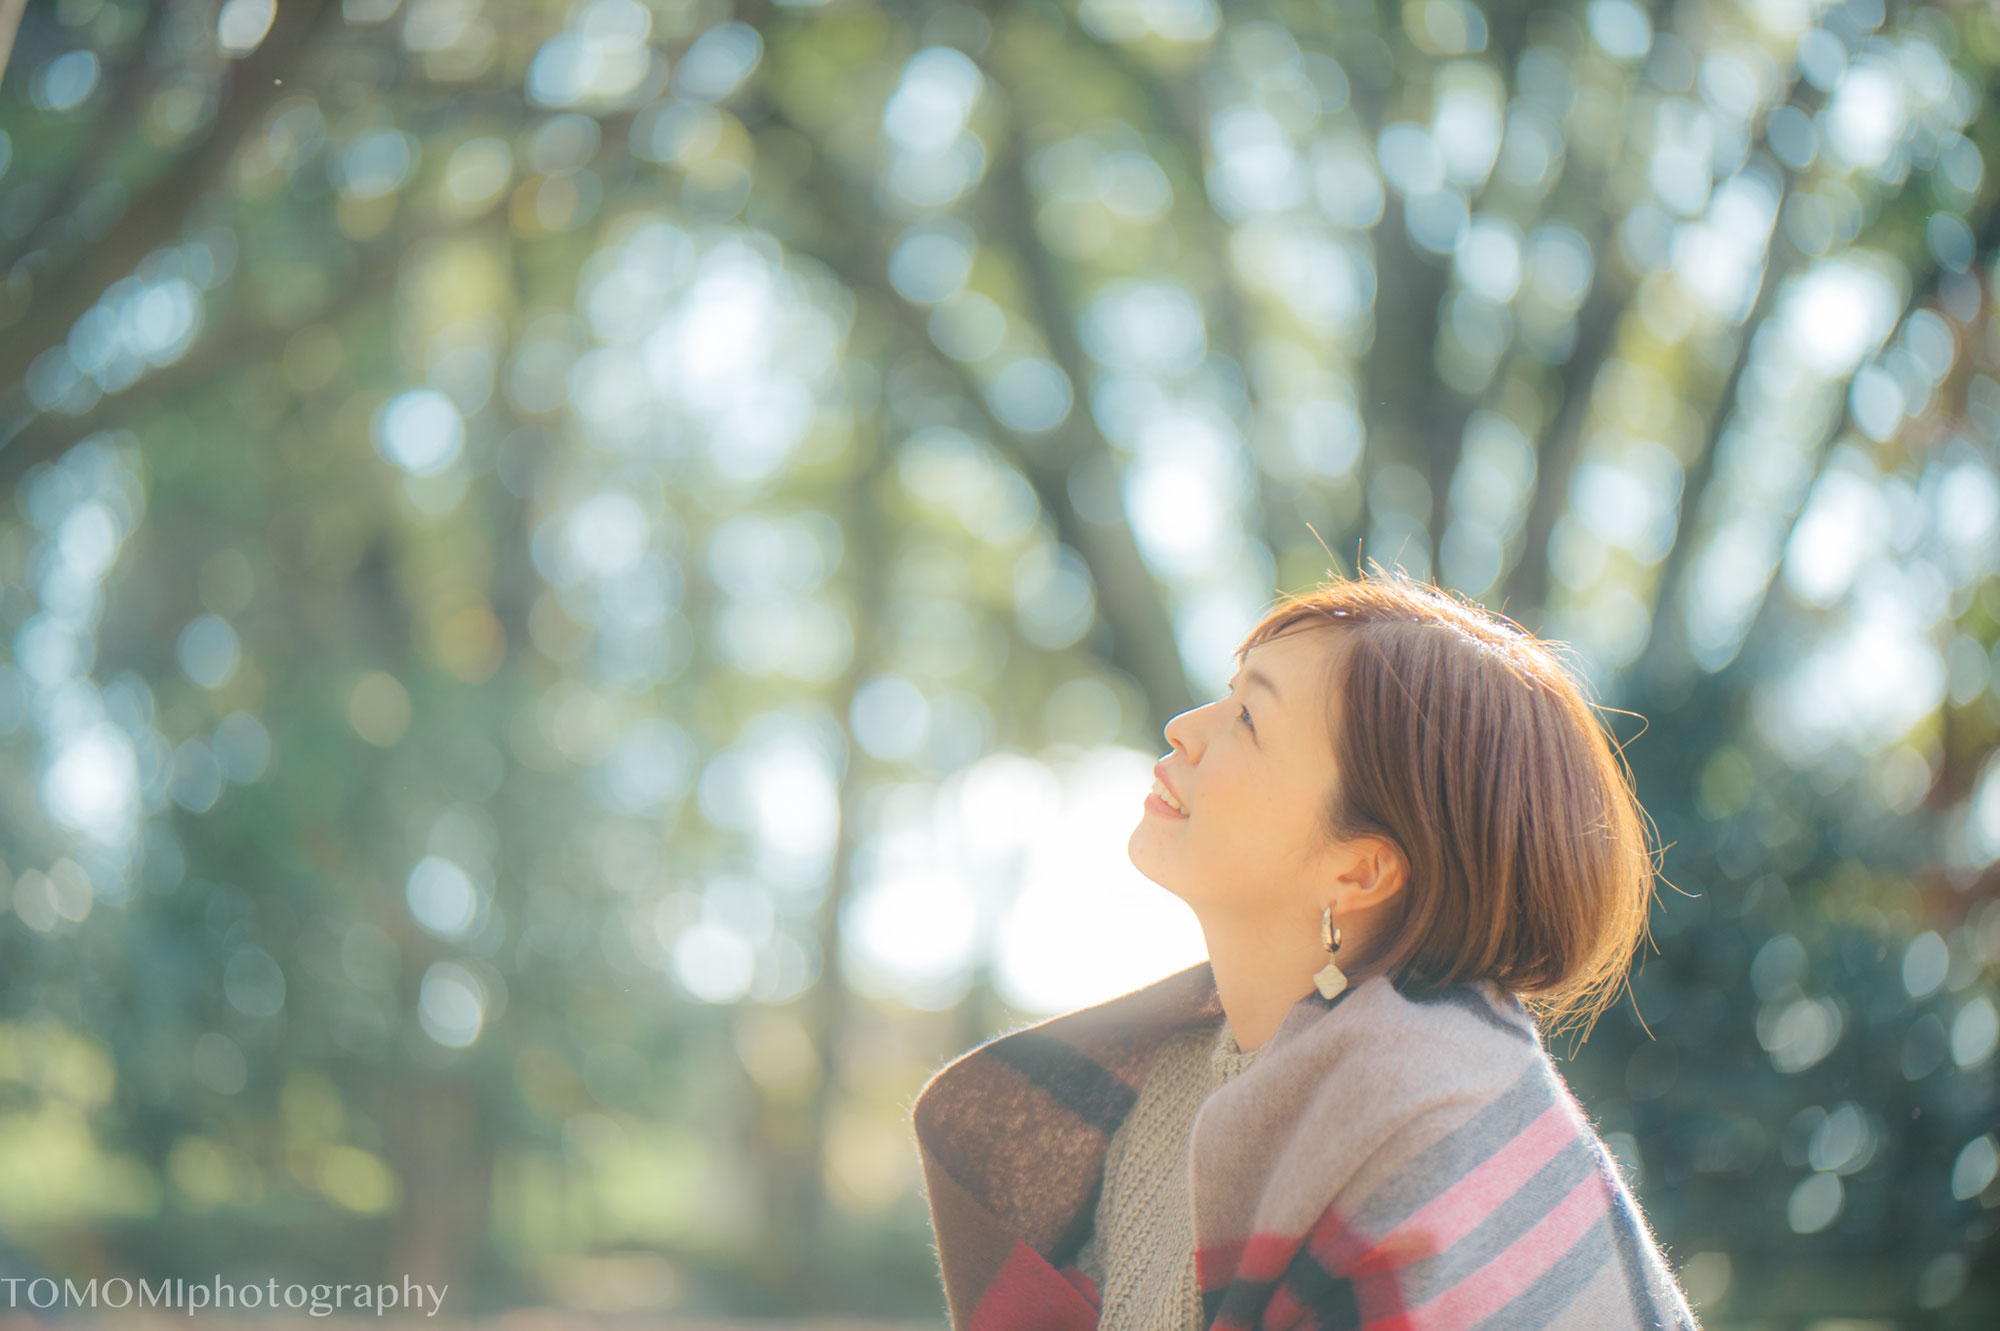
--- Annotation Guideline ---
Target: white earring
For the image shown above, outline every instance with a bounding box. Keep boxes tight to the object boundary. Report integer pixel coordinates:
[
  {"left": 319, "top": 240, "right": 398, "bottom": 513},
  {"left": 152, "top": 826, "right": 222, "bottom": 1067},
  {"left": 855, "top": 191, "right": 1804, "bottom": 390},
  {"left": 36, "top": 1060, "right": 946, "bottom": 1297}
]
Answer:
[{"left": 1313, "top": 904, "right": 1348, "bottom": 1000}]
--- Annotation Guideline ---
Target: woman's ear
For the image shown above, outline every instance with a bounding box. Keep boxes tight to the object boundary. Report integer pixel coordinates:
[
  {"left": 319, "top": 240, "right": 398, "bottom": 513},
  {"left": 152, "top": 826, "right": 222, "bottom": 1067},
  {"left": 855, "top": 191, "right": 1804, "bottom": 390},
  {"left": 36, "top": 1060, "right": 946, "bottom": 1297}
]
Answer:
[{"left": 1339, "top": 835, "right": 1408, "bottom": 909}]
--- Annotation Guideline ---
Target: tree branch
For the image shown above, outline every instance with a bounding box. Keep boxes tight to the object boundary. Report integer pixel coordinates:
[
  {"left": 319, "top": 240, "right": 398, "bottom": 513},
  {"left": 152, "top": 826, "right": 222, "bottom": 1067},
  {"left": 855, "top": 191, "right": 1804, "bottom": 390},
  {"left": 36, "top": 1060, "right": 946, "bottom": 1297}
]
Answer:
[
  {"left": 0, "top": 221, "right": 437, "bottom": 492},
  {"left": 0, "top": 0, "right": 171, "bottom": 274},
  {"left": 1498, "top": 235, "right": 1627, "bottom": 619},
  {"left": 976, "top": 103, "right": 1204, "bottom": 724},
  {"left": 0, "top": 0, "right": 28, "bottom": 89},
  {"left": 1652, "top": 172, "right": 2000, "bottom": 697},
  {"left": 745, "top": 80, "right": 1201, "bottom": 731},
  {"left": 0, "top": 0, "right": 338, "bottom": 394},
  {"left": 1051, "top": 23, "right": 1356, "bottom": 583}
]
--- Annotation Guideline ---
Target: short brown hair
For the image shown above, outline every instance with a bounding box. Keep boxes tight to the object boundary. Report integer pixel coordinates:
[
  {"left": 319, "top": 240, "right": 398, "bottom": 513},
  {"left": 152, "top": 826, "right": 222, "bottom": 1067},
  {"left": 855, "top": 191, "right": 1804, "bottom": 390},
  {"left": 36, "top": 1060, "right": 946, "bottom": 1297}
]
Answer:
[{"left": 1237, "top": 567, "right": 1662, "bottom": 1043}]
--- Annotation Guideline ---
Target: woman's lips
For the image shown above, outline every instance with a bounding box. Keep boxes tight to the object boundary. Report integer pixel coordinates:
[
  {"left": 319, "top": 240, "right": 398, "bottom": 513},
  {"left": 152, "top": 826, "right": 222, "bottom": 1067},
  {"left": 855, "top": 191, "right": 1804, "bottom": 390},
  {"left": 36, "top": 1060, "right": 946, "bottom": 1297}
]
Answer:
[{"left": 1144, "top": 791, "right": 1189, "bottom": 820}]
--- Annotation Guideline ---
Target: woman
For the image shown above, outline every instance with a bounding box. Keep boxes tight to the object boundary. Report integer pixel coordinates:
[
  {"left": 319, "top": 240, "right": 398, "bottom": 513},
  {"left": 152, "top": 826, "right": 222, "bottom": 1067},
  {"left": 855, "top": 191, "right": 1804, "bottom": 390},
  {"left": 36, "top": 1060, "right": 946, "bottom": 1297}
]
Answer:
[{"left": 911, "top": 572, "right": 1703, "bottom": 1330}]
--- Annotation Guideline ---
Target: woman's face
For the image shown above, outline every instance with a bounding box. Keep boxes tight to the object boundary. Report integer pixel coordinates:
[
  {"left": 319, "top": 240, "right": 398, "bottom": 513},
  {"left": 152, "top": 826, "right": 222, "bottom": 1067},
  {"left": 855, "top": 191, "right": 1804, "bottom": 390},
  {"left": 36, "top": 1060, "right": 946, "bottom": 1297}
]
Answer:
[{"left": 1129, "top": 627, "right": 1348, "bottom": 921}]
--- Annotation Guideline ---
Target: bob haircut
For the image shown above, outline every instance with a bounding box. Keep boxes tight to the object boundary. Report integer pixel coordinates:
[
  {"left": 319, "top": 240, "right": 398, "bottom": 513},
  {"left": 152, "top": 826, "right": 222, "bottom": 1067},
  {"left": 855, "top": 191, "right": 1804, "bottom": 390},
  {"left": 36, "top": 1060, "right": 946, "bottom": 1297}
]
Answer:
[{"left": 1237, "top": 568, "right": 1663, "bottom": 1043}]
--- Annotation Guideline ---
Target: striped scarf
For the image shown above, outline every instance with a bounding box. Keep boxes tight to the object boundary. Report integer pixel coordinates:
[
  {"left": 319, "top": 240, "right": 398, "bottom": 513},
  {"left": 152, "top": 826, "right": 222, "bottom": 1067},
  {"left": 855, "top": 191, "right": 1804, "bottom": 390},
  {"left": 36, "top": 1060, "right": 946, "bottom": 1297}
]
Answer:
[{"left": 911, "top": 960, "right": 1702, "bottom": 1330}]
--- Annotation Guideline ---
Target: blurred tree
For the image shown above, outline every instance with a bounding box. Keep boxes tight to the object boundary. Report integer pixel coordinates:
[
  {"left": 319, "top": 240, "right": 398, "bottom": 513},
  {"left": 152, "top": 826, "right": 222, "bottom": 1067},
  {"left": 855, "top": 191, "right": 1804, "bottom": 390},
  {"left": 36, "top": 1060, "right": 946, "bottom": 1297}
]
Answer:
[{"left": 0, "top": 0, "right": 1996, "bottom": 1324}]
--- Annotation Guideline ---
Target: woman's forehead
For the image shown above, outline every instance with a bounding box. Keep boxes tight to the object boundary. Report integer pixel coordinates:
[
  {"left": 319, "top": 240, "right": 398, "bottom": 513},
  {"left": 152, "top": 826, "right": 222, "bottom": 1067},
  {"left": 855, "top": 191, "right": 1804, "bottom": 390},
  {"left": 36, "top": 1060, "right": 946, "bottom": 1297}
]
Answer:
[{"left": 1242, "top": 624, "right": 1348, "bottom": 681}]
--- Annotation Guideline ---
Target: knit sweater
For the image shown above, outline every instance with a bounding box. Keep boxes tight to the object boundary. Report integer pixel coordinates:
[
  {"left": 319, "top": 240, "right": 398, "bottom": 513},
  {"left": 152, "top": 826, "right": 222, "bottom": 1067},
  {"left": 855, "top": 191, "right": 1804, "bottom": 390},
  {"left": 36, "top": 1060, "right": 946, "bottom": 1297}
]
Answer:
[
  {"left": 911, "top": 960, "right": 1701, "bottom": 1330},
  {"left": 1072, "top": 1015, "right": 1265, "bottom": 1329}
]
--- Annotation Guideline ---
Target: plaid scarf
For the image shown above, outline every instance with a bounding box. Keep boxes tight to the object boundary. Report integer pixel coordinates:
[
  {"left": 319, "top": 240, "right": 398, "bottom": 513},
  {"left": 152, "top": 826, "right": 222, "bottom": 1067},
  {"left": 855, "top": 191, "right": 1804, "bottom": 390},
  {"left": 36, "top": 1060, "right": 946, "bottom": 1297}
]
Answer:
[{"left": 911, "top": 960, "right": 1702, "bottom": 1330}]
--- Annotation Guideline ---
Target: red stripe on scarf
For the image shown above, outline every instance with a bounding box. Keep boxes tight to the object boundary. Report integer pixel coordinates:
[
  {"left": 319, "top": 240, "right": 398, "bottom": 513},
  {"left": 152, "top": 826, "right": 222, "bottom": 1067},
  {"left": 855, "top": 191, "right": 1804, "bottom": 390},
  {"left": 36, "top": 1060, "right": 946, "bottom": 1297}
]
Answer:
[
  {"left": 967, "top": 1239, "right": 1101, "bottom": 1331},
  {"left": 1353, "top": 1101, "right": 1579, "bottom": 1276},
  {"left": 1198, "top": 1228, "right": 1310, "bottom": 1288},
  {"left": 1359, "top": 1172, "right": 1613, "bottom": 1329}
]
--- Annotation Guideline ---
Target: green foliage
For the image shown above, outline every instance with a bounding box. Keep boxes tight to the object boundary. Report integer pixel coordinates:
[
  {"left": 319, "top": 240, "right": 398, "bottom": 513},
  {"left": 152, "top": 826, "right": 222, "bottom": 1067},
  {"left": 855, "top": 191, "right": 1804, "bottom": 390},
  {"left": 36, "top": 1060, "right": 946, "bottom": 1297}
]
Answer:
[{"left": 0, "top": 0, "right": 1996, "bottom": 1323}]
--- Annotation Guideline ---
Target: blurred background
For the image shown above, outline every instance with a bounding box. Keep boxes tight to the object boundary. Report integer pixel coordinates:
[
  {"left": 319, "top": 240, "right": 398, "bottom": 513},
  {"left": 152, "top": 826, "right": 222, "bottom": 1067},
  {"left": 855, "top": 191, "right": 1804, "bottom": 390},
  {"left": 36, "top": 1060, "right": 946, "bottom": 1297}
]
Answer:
[{"left": 0, "top": 0, "right": 1994, "bottom": 1325}]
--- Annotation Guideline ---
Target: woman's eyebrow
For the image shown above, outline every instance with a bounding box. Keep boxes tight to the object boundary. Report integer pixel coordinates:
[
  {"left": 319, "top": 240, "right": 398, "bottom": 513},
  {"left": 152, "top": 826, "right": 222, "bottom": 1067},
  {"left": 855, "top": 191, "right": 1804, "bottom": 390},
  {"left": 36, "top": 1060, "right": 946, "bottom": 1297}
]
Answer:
[{"left": 1231, "top": 669, "right": 1283, "bottom": 705}]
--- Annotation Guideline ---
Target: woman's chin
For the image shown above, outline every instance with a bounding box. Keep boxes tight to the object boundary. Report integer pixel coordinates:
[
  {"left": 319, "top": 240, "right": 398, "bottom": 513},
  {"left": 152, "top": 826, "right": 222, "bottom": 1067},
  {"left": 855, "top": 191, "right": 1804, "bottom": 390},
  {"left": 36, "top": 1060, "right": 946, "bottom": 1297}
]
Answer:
[
  {"left": 1125, "top": 837, "right": 1185, "bottom": 895},
  {"left": 1125, "top": 829, "right": 1153, "bottom": 866}
]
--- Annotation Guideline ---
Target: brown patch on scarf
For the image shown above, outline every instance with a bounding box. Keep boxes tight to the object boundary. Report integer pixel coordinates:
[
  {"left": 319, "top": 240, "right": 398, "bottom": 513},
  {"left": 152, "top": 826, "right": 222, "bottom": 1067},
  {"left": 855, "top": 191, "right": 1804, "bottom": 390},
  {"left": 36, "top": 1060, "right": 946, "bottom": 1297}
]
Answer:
[{"left": 913, "top": 961, "right": 1224, "bottom": 1279}]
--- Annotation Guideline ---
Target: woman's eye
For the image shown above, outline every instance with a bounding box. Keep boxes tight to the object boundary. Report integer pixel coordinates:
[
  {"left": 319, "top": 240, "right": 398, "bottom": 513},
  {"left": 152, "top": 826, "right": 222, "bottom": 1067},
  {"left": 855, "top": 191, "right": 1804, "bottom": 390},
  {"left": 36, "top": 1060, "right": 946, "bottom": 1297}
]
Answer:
[{"left": 1237, "top": 704, "right": 1254, "bottom": 731}]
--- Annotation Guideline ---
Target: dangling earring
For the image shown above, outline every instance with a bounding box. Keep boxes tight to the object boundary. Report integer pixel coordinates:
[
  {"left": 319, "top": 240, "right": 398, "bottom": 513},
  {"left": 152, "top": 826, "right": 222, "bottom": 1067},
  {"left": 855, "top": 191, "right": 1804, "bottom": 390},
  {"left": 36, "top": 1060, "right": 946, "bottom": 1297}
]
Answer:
[{"left": 1313, "top": 904, "right": 1348, "bottom": 1000}]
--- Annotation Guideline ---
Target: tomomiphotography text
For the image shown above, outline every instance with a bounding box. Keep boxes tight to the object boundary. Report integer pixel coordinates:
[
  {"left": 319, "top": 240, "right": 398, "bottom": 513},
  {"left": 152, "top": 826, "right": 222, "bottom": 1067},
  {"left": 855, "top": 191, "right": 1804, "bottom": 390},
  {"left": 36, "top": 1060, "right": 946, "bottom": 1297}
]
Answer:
[{"left": 0, "top": 1276, "right": 451, "bottom": 1317}]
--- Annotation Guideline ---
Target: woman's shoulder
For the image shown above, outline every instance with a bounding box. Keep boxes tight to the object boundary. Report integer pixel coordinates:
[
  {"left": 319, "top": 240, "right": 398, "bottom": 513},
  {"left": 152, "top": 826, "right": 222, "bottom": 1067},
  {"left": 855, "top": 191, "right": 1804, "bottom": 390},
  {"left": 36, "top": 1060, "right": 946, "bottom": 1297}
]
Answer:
[
  {"left": 1196, "top": 975, "right": 1551, "bottom": 1162},
  {"left": 1305, "top": 971, "right": 1546, "bottom": 1095},
  {"left": 1196, "top": 973, "right": 1617, "bottom": 1249},
  {"left": 1384, "top": 972, "right": 1543, "bottom": 1044},
  {"left": 1193, "top": 978, "right": 1700, "bottom": 1331},
  {"left": 1204, "top": 973, "right": 1561, "bottom": 1190}
]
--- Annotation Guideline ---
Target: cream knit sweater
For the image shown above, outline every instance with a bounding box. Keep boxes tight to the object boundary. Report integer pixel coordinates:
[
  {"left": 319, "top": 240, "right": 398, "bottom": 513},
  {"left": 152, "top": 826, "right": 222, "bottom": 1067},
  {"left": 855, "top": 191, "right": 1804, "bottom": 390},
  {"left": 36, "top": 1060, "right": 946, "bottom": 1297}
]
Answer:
[{"left": 1072, "top": 1014, "right": 1264, "bottom": 1329}]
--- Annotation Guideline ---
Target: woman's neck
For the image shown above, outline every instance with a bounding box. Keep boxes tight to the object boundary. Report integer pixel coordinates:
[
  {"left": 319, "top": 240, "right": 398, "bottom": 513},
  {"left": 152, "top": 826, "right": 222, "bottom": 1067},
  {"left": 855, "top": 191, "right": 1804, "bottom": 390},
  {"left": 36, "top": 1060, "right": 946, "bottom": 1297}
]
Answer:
[
  {"left": 1196, "top": 897, "right": 1398, "bottom": 1051},
  {"left": 1197, "top": 911, "right": 1335, "bottom": 1053}
]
